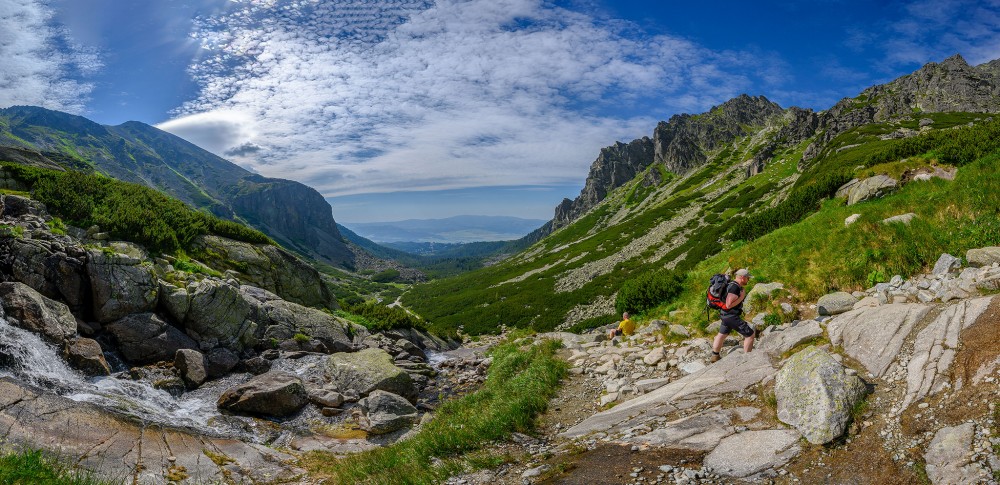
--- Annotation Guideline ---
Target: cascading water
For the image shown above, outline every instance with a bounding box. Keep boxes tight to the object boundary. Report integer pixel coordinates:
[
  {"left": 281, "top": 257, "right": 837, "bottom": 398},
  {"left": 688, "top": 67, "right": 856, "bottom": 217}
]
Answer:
[{"left": 0, "top": 317, "right": 256, "bottom": 440}]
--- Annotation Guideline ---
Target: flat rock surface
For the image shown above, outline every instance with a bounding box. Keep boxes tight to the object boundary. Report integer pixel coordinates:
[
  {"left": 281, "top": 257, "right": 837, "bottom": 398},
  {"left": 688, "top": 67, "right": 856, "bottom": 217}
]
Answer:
[
  {"left": 757, "top": 320, "right": 823, "bottom": 356},
  {"left": 626, "top": 406, "right": 760, "bottom": 450},
  {"left": 827, "top": 303, "right": 931, "bottom": 377},
  {"left": 903, "top": 296, "right": 994, "bottom": 409},
  {"left": 0, "top": 378, "right": 300, "bottom": 483},
  {"left": 703, "top": 429, "right": 800, "bottom": 478},
  {"left": 924, "top": 423, "right": 987, "bottom": 484}
]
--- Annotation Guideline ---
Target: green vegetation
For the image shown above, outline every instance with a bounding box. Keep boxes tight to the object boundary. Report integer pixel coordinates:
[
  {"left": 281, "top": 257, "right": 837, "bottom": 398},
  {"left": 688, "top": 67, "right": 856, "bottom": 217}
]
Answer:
[
  {"left": 615, "top": 270, "right": 685, "bottom": 314},
  {"left": 337, "top": 301, "right": 427, "bottom": 332},
  {"left": 301, "top": 339, "right": 567, "bottom": 484},
  {"left": 0, "top": 163, "right": 272, "bottom": 253},
  {"left": 0, "top": 448, "right": 111, "bottom": 484},
  {"left": 729, "top": 172, "right": 852, "bottom": 241},
  {"left": 370, "top": 268, "right": 401, "bottom": 283}
]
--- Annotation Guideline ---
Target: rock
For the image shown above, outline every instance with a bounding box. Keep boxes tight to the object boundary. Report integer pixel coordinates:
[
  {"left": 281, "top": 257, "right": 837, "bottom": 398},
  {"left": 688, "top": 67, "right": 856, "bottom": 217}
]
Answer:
[
  {"left": 159, "top": 281, "right": 191, "bottom": 323},
  {"left": 757, "top": 320, "right": 823, "bottom": 356},
  {"left": 775, "top": 347, "right": 866, "bottom": 444},
  {"left": 249, "top": 291, "right": 366, "bottom": 354},
  {"left": 522, "top": 464, "right": 552, "bottom": 479},
  {"left": 175, "top": 349, "right": 207, "bottom": 389},
  {"left": 967, "top": 247, "right": 1000, "bottom": 267},
  {"left": 679, "top": 361, "right": 706, "bottom": 374},
  {"left": 204, "top": 347, "right": 240, "bottom": 378},
  {"left": 932, "top": 253, "right": 962, "bottom": 275},
  {"left": 882, "top": 213, "right": 916, "bottom": 225},
  {"left": 9, "top": 238, "right": 88, "bottom": 313},
  {"left": 835, "top": 178, "right": 860, "bottom": 198},
  {"left": 182, "top": 280, "right": 256, "bottom": 352},
  {"left": 86, "top": 245, "right": 158, "bottom": 323},
  {"left": 816, "top": 291, "right": 857, "bottom": 316},
  {"left": 105, "top": 313, "right": 198, "bottom": 365},
  {"left": 0, "top": 282, "right": 76, "bottom": 345},
  {"left": 924, "top": 423, "right": 988, "bottom": 484},
  {"left": 844, "top": 213, "right": 861, "bottom": 226},
  {"left": 902, "top": 297, "right": 994, "bottom": 409},
  {"left": 827, "top": 304, "right": 931, "bottom": 378},
  {"left": 628, "top": 407, "right": 759, "bottom": 449},
  {"left": 668, "top": 324, "right": 690, "bottom": 338},
  {"left": 847, "top": 175, "right": 897, "bottom": 205},
  {"left": 643, "top": 347, "right": 666, "bottom": 365},
  {"left": 852, "top": 296, "right": 881, "bottom": 310},
  {"left": 308, "top": 389, "right": 344, "bottom": 408},
  {"left": 325, "top": 348, "right": 417, "bottom": 401},
  {"left": 636, "top": 320, "right": 667, "bottom": 336},
  {"left": 599, "top": 393, "right": 619, "bottom": 406},
  {"left": 217, "top": 371, "right": 309, "bottom": 417},
  {"left": 64, "top": 338, "right": 111, "bottom": 376},
  {"left": 706, "top": 320, "right": 721, "bottom": 334},
  {"left": 703, "top": 430, "right": 801, "bottom": 478},
  {"left": 635, "top": 377, "right": 670, "bottom": 393},
  {"left": 241, "top": 356, "right": 272, "bottom": 375},
  {"left": 357, "top": 390, "right": 419, "bottom": 434},
  {"left": 745, "top": 282, "right": 784, "bottom": 313}
]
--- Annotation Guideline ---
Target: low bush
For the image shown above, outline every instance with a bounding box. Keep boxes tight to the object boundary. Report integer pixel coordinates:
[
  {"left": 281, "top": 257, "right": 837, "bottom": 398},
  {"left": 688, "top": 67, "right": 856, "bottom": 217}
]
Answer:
[
  {"left": 339, "top": 301, "right": 426, "bottom": 332},
  {"left": 615, "top": 270, "right": 685, "bottom": 314}
]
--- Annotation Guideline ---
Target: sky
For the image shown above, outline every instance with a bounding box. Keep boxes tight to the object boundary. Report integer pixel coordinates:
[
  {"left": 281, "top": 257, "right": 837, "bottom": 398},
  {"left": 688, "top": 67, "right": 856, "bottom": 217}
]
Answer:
[{"left": 2, "top": 0, "right": 1000, "bottom": 223}]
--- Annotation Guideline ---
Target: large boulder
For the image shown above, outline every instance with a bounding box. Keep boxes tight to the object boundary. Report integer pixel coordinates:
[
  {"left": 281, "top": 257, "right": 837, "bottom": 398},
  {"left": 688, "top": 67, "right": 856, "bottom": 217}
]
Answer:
[
  {"left": 105, "top": 313, "right": 198, "bottom": 364},
  {"left": 192, "top": 235, "right": 339, "bottom": 310},
  {"left": 846, "top": 175, "right": 897, "bottom": 205},
  {"left": 358, "top": 390, "right": 419, "bottom": 435},
  {"left": 64, "top": 338, "right": 111, "bottom": 376},
  {"left": 204, "top": 347, "right": 240, "bottom": 379},
  {"left": 775, "top": 346, "right": 866, "bottom": 444},
  {"left": 9, "top": 238, "right": 89, "bottom": 313},
  {"left": 243, "top": 286, "right": 365, "bottom": 353},
  {"left": 816, "top": 291, "right": 858, "bottom": 316},
  {"left": 0, "top": 282, "right": 76, "bottom": 345},
  {"left": 217, "top": 371, "right": 308, "bottom": 417},
  {"left": 175, "top": 349, "right": 207, "bottom": 388},
  {"left": 86, "top": 243, "right": 158, "bottom": 323},
  {"left": 932, "top": 253, "right": 961, "bottom": 275},
  {"left": 827, "top": 304, "right": 931, "bottom": 378},
  {"left": 967, "top": 246, "right": 1000, "bottom": 267},
  {"left": 180, "top": 280, "right": 257, "bottom": 351},
  {"left": 325, "top": 348, "right": 416, "bottom": 401}
]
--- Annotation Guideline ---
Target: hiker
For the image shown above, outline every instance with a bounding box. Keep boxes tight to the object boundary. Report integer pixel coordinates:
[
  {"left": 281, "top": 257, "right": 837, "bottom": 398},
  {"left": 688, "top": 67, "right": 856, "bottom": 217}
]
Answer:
[
  {"left": 710, "top": 268, "right": 757, "bottom": 362},
  {"left": 608, "top": 311, "right": 635, "bottom": 340}
]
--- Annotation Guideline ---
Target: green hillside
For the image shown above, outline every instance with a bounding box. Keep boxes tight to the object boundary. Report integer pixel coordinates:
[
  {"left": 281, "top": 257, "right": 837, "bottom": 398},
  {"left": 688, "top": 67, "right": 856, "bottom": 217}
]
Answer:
[{"left": 404, "top": 112, "right": 1000, "bottom": 336}]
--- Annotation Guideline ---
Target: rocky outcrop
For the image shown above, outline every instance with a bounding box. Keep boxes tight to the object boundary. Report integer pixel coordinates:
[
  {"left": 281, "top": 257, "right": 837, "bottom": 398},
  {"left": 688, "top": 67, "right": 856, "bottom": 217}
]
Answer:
[
  {"left": 551, "top": 138, "right": 655, "bottom": 230},
  {"left": 325, "top": 348, "right": 417, "bottom": 401},
  {"left": 358, "top": 390, "right": 419, "bottom": 435},
  {"left": 0, "top": 282, "right": 76, "bottom": 345},
  {"left": 967, "top": 246, "right": 1000, "bottom": 267},
  {"left": 846, "top": 175, "right": 898, "bottom": 205},
  {"left": 175, "top": 279, "right": 256, "bottom": 352},
  {"left": 86, "top": 243, "right": 158, "bottom": 323},
  {"left": 827, "top": 304, "right": 931, "bottom": 378},
  {"left": 245, "top": 287, "right": 365, "bottom": 354},
  {"left": 192, "top": 235, "right": 338, "bottom": 310},
  {"left": 816, "top": 291, "right": 858, "bottom": 315},
  {"left": 217, "top": 371, "right": 309, "bottom": 417},
  {"left": 775, "top": 346, "right": 867, "bottom": 444},
  {"left": 7, "top": 237, "right": 89, "bottom": 313},
  {"left": 105, "top": 313, "right": 198, "bottom": 364},
  {"left": 924, "top": 423, "right": 988, "bottom": 484}
]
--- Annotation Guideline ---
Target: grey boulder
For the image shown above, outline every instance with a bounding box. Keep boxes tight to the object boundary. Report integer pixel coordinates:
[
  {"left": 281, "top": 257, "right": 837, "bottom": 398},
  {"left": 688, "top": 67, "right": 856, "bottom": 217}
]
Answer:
[
  {"left": 175, "top": 349, "right": 207, "bottom": 388},
  {"left": 0, "top": 282, "right": 77, "bottom": 345},
  {"left": 847, "top": 175, "right": 897, "bottom": 205},
  {"left": 86, "top": 244, "right": 158, "bottom": 323},
  {"left": 105, "top": 313, "right": 197, "bottom": 364},
  {"left": 325, "top": 348, "right": 416, "bottom": 401},
  {"left": 358, "top": 390, "right": 419, "bottom": 435},
  {"left": 967, "top": 246, "right": 1000, "bottom": 267},
  {"left": 932, "top": 253, "right": 961, "bottom": 275},
  {"left": 775, "top": 346, "right": 866, "bottom": 444},
  {"left": 217, "top": 371, "right": 308, "bottom": 417},
  {"left": 816, "top": 291, "right": 857, "bottom": 316}
]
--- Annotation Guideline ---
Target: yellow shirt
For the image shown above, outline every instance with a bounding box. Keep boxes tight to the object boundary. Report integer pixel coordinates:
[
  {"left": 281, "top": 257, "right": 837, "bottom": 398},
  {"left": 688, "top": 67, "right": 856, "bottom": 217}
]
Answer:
[{"left": 617, "top": 318, "right": 635, "bottom": 335}]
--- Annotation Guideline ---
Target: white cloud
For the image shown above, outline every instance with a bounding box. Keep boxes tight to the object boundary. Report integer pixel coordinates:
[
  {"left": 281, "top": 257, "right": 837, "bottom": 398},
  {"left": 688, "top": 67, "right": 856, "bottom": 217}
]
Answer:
[
  {"left": 0, "top": 0, "right": 99, "bottom": 113},
  {"left": 164, "top": 0, "right": 777, "bottom": 197},
  {"left": 886, "top": 0, "right": 1000, "bottom": 66}
]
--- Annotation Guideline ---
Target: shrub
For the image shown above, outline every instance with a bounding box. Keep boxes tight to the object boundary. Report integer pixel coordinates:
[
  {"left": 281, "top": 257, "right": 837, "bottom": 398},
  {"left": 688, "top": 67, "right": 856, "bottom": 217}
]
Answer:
[
  {"left": 615, "top": 270, "right": 685, "bottom": 314},
  {"left": 339, "top": 301, "right": 426, "bottom": 332},
  {"left": 370, "top": 268, "right": 401, "bottom": 283}
]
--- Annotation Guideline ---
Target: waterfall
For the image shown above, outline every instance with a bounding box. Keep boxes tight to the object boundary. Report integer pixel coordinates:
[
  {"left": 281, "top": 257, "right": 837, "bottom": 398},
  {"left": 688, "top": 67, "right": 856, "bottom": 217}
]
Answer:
[{"left": 0, "top": 317, "right": 240, "bottom": 438}]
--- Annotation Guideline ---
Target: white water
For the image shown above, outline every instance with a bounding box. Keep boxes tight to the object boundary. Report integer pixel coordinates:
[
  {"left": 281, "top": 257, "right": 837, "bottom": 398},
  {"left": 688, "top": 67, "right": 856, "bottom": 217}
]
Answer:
[{"left": 0, "top": 317, "right": 234, "bottom": 436}]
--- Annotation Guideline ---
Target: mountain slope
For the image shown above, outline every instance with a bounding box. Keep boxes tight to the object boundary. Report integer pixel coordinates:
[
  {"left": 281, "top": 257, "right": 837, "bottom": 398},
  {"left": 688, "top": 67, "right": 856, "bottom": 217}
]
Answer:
[
  {"left": 404, "top": 54, "right": 1000, "bottom": 336},
  {"left": 345, "top": 215, "right": 547, "bottom": 243},
  {"left": 0, "top": 106, "right": 354, "bottom": 269}
]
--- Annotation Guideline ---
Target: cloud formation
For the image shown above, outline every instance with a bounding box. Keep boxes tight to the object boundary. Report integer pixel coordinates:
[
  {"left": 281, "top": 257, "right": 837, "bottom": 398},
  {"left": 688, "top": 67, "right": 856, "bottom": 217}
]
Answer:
[
  {"left": 0, "top": 0, "right": 99, "bottom": 113},
  {"left": 163, "top": 0, "right": 780, "bottom": 197},
  {"left": 885, "top": 0, "right": 1000, "bottom": 66}
]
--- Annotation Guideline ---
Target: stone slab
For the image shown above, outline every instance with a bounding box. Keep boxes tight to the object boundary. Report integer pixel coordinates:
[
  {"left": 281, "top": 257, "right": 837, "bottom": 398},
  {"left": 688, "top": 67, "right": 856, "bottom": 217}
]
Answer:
[{"left": 827, "top": 303, "right": 932, "bottom": 377}]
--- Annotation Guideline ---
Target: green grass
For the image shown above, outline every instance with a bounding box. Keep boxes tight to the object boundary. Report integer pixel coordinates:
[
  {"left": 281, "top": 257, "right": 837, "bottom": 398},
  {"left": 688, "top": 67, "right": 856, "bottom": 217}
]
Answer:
[
  {"left": 0, "top": 448, "right": 113, "bottom": 484},
  {"left": 300, "top": 339, "right": 567, "bottom": 484}
]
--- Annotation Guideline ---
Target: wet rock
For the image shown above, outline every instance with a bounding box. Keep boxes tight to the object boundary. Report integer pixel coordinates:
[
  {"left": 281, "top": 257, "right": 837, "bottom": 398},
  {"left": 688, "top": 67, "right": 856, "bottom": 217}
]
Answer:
[
  {"left": 217, "top": 371, "right": 308, "bottom": 417},
  {"left": 776, "top": 346, "right": 866, "bottom": 444},
  {"left": 175, "top": 349, "right": 207, "bottom": 389},
  {"left": 205, "top": 347, "right": 240, "bottom": 378},
  {"left": 358, "top": 390, "right": 419, "bottom": 435},
  {"left": 9, "top": 238, "right": 88, "bottom": 313},
  {"left": 64, "top": 337, "right": 110, "bottom": 376},
  {"left": 240, "top": 356, "right": 272, "bottom": 375},
  {"left": 325, "top": 348, "right": 416, "bottom": 401},
  {"left": 86, "top": 244, "right": 158, "bottom": 323},
  {"left": 0, "top": 282, "right": 76, "bottom": 345},
  {"left": 309, "top": 389, "right": 344, "bottom": 408},
  {"left": 105, "top": 313, "right": 197, "bottom": 365}
]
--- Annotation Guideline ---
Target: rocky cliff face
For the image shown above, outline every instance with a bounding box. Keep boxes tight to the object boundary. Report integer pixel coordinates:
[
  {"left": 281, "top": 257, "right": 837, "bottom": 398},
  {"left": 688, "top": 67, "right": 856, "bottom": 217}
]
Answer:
[
  {"left": 0, "top": 107, "right": 356, "bottom": 270},
  {"left": 552, "top": 138, "right": 654, "bottom": 230}
]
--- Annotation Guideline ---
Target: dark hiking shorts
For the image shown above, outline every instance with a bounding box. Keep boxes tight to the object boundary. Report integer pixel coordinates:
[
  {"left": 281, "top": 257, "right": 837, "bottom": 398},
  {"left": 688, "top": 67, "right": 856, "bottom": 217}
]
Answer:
[{"left": 720, "top": 315, "right": 754, "bottom": 338}]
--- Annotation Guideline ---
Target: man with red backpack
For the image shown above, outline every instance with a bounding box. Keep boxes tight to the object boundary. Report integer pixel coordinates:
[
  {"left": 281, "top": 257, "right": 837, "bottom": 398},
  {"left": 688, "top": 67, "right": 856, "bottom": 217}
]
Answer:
[{"left": 709, "top": 268, "right": 757, "bottom": 363}]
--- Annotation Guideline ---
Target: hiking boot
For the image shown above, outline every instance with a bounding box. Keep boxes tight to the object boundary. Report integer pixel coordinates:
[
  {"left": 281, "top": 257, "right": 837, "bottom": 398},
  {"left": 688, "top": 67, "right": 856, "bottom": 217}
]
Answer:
[
  {"left": 752, "top": 327, "right": 761, "bottom": 340},
  {"left": 710, "top": 352, "right": 721, "bottom": 363}
]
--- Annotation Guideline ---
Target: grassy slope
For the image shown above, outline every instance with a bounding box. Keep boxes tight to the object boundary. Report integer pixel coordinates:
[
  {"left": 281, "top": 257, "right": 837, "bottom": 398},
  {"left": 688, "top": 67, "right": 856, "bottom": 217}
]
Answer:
[
  {"left": 405, "top": 111, "right": 993, "bottom": 336},
  {"left": 0, "top": 449, "right": 111, "bottom": 484}
]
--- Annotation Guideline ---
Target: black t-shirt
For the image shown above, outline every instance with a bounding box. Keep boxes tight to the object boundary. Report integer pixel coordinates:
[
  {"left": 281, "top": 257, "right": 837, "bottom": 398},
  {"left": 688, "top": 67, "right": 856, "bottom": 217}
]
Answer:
[{"left": 721, "top": 281, "right": 744, "bottom": 317}]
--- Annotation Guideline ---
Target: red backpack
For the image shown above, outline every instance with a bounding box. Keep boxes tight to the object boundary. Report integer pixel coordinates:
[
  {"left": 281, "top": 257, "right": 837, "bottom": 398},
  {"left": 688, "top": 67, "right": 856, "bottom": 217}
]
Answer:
[{"left": 706, "top": 273, "right": 731, "bottom": 311}]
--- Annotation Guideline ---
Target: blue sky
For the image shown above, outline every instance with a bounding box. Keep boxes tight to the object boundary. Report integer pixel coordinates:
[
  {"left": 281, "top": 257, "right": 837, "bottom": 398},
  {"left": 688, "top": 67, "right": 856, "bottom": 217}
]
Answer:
[{"left": 2, "top": 0, "right": 999, "bottom": 223}]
